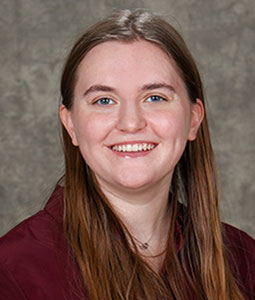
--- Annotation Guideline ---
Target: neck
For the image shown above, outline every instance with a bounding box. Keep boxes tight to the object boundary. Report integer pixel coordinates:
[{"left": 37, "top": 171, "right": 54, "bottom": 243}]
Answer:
[{"left": 96, "top": 175, "right": 172, "bottom": 255}]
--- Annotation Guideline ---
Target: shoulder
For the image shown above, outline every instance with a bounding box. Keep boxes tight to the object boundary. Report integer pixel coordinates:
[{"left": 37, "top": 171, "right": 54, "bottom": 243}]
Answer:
[
  {"left": 222, "top": 222, "right": 255, "bottom": 253},
  {"left": 0, "top": 185, "right": 82, "bottom": 300},
  {"left": 0, "top": 185, "right": 64, "bottom": 268},
  {"left": 0, "top": 206, "right": 63, "bottom": 267},
  {"left": 222, "top": 223, "right": 255, "bottom": 299},
  {"left": 0, "top": 210, "right": 60, "bottom": 300}
]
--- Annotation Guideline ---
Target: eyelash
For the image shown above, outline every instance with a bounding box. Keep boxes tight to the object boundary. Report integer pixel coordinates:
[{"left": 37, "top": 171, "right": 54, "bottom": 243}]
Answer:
[
  {"left": 93, "top": 95, "right": 167, "bottom": 106},
  {"left": 94, "top": 98, "right": 115, "bottom": 105},
  {"left": 145, "top": 95, "right": 167, "bottom": 102}
]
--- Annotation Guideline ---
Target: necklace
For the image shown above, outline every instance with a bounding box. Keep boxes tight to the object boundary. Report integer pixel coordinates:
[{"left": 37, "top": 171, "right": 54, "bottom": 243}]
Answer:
[
  {"left": 131, "top": 216, "right": 167, "bottom": 250},
  {"left": 132, "top": 233, "right": 154, "bottom": 250},
  {"left": 129, "top": 206, "right": 170, "bottom": 251}
]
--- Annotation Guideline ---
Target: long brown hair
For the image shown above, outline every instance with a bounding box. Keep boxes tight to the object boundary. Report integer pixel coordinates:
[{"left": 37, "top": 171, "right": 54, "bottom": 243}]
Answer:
[{"left": 60, "top": 9, "right": 244, "bottom": 299}]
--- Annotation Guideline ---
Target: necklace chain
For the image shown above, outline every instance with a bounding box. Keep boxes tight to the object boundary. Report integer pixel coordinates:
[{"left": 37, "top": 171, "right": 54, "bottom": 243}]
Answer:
[
  {"left": 129, "top": 206, "right": 170, "bottom": 251},
  {"left": 131, "top": 216, "right": 167, "bottom": 250},
  {"left": 132, "top": 233, "right": 154, "bottom": 250}
]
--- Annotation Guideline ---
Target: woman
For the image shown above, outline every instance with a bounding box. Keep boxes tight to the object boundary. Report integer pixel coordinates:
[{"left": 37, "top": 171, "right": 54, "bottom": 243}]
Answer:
[{"left": 0, "top": 9, "right": 254, "bottom": 300}]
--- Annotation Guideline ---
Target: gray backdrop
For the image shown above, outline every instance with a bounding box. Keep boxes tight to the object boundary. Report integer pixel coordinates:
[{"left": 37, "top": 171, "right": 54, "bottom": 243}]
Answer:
[{"left": 0, "top": 0, "right": 254, "bottom": 237}]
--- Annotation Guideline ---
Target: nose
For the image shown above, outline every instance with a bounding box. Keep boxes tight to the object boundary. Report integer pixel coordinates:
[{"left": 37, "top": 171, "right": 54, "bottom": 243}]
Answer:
[{"left": 116, "top": 102, "right": 146, "bottom": 133}]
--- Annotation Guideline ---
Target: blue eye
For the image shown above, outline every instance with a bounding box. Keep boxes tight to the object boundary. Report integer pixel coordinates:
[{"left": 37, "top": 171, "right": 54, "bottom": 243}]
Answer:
[
  {"left": 146, "top": 95, "right": 166, "bottom": 102},
  {"left": 95, "top": 98, "right": 115, "bottom": 105}
]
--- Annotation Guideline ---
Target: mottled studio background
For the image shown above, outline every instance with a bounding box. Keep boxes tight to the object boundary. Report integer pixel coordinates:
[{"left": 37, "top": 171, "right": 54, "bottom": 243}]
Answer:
[{"left": 0, "top": 0, "right": 254, "bottom": 237}]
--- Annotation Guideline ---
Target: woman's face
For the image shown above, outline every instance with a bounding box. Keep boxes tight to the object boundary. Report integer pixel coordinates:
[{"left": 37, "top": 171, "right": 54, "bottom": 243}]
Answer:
[{"left": 60, "top": 40, "right": 203, "bottom": 193}]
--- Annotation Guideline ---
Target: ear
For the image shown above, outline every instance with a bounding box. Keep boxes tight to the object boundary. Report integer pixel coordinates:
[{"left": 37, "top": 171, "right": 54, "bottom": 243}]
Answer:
[
  {"left": 188, "top": 99, "right": 204, "bottom": 141},
  {"left": 59, "top": 104, "right": 79, "bottom": 146}
]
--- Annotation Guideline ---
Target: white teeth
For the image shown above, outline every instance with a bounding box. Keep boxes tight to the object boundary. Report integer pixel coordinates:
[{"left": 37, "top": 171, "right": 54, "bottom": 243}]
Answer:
[
  {"left": 133, "top": 144, "right": 138, "bottom": 151},
  {"left": 111, "top": 143, "right": 156, "bottom": 153}
]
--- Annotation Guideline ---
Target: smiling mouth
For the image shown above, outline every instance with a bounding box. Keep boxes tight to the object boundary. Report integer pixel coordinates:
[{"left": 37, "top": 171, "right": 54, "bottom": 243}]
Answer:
[{"left": 111, "top": 143, "right": 157, "bottom": 153}]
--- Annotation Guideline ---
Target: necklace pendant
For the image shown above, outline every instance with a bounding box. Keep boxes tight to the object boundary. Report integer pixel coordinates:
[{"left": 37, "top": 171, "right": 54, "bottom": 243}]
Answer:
[{"left": 140, "top": 242, "right": 149, "bottom": 250}]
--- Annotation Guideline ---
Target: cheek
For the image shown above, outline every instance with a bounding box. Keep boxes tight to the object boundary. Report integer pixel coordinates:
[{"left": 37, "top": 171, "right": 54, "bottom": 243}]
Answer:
[
  {"left": 149, "top": 108, "right": 191, "bottom": 139},
  {"left": 74, "top": 112, "right": 114, "bottom": 146}
]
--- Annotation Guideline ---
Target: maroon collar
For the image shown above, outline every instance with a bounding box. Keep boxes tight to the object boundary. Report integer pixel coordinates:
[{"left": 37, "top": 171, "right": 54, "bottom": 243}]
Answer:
[{"left": 44, "top": 185, "right": 65, "bottom": 224}]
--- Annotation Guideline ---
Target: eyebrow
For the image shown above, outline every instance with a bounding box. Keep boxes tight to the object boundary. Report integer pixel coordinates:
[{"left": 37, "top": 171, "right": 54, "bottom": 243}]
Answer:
[
  {"left": 141, "top": 83, "right": 175, "bottom": 93},
  {"left": 83, "top": 84, "right": 115, "bottom": 97},
  {"left": 83, "top": 82, "right": 175, "bottom": 97}
]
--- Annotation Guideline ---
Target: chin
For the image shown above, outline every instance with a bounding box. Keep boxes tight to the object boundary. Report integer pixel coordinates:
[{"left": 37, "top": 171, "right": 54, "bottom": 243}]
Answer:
[{"left": 115, "top": 174, "right": 155, "bottom": 190}]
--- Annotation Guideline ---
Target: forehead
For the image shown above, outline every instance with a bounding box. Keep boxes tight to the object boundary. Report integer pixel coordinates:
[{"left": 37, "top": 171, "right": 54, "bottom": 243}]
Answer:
[{"left": 75, "top": 40, "right": 187, "bottom": 96}]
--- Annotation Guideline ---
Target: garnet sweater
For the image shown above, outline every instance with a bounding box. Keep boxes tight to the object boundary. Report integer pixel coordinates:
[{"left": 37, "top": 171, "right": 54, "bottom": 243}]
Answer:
[{"left": 0, "top": 185, "right": 254, "bottom": 299}]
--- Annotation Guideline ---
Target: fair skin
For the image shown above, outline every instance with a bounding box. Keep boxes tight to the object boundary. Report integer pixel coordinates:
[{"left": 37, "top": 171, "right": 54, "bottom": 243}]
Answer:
[{"left": 60, "top": 40, "right": 204, "bottom": 267}]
